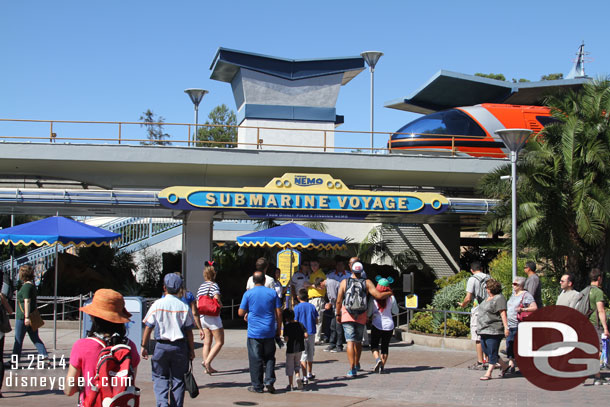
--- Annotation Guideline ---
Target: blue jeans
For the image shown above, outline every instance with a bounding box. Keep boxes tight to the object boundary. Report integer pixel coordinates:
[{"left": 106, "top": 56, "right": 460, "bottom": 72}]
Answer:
[
  {"left": 151, "top": 341, "right": 189, "bottom": 407},
  {"left": 506, "top": 327, "right": 518, "bottom": 359},
  {"left": 480, "top": 334, "right": 503, "bottom": 365},
  {"left": 246, "top": 337, "right": 276, "bottom": 391},
  {"left": 11, "top": 318, "right": 48, "bottom": 361},
  {"left": 328, "top": 305, "right": 345, "bottom": 349}
]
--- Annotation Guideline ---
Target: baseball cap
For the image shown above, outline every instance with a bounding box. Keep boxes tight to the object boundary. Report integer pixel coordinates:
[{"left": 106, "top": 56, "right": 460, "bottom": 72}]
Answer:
[
  {"left": 164, "top": 273, "right": 182, "bottom": 294},
  {"left": 351, "top": 261, "right": 364, "bottom": 274}
]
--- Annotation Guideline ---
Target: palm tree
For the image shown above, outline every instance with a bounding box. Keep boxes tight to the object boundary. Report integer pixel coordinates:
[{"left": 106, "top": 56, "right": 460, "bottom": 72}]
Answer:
[{"left": 478, "top": 78, "right": 610, "bottom": 282}]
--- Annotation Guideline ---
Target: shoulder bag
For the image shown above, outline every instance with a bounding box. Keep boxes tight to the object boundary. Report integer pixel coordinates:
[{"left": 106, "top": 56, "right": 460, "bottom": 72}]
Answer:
[
  {"left": 184, "top": 361, "right": 199, "bottom": 398},
  {"left": 517, "top": 294, "right": 533, "bottom": 322},
  {"left": 197, "top": 284, "right": 221, "bottom": 317},
  {"left": 18, "top": 286, "right": 45, "bottom": 331}
]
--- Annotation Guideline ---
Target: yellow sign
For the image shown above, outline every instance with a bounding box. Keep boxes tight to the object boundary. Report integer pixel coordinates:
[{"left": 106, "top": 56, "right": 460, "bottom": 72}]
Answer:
[
  {"left": 277, "top": 249, "right": 300, "bottom": 286},
  {"left": 405, "top": 294, "right": 419, "bottom": 309},
  {"left": 159, "top": 173, "right": 448, "bottom": 219}
]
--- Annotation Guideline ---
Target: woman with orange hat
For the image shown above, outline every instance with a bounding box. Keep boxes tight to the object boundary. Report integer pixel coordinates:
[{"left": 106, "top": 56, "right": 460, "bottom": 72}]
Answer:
[{"left": 64, "top": 289, "right": 140, "bottom": 405}]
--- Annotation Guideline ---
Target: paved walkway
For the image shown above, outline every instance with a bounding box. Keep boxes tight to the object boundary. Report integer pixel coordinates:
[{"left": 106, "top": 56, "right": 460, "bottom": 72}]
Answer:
[{"left": 1, "top": 327, "right": 608, "bottom": 406}]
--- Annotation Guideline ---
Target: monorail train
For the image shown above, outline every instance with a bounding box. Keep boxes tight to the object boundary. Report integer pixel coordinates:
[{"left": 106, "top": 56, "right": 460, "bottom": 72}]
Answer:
[{"left": 389, "top": 104, "right": 554, "bottom": 157}]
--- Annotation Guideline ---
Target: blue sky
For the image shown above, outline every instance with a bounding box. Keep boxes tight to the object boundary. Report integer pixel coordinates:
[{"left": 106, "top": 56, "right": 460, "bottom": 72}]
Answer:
[{"left": 1, "top": 1, "right": 608, "bottom": 149}]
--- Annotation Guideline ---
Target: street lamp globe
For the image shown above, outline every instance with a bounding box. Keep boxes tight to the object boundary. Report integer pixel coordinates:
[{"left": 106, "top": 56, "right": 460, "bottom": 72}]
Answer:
[{"left": 184, "top": 88, "right": 208, "bottom": 107}]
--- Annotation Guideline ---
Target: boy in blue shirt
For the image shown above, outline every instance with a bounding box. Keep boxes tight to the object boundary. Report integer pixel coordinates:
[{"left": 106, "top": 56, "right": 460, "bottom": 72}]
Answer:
[{"left": 294, "top": 289, "right": 318, "bottom": 383}]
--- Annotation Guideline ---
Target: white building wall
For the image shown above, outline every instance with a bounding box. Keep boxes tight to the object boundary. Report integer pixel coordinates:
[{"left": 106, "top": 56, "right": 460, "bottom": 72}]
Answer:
[{"left": 238, "top": 118, "right": 335, "bottom": 152}]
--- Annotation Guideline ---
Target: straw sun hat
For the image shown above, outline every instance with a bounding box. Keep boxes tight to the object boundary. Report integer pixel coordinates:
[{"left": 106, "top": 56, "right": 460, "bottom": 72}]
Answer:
[{"left": 80, "top": 289, "right": 132, "bottom": 324}]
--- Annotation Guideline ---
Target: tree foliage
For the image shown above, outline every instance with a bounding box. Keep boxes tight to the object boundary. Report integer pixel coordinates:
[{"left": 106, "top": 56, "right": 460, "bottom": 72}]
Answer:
[
  {"left": 475, "top": 72, "right": 506, "bottom": 81},
  {"left": 140, "top": 109, "right": 171, "bottom": 146},
  {"left": 541, "top": 73, "right": 564, "bottom": 81},
  {"left": 196, "top": 104, "right": 237, "bottom": 148},
  {"left": 478, "top": 78, "right": 610, "bottom": 282}
]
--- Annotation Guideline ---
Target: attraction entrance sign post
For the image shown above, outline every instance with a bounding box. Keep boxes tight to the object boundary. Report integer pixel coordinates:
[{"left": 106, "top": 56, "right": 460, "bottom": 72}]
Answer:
[{"left": 159, "top": 173, "right": 450, "bottom": 292}]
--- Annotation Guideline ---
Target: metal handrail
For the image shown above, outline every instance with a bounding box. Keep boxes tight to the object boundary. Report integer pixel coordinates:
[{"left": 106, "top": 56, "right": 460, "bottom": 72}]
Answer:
[
  {"left": 397, "top": 306, "right": 472, "bottom": 339},
  {"left": 0, "top": 118, "right": 510, "bottom": 157}
]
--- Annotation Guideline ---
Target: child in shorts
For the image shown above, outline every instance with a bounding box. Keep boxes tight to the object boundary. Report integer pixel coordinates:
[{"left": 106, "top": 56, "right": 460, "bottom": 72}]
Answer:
[
  {"left": 294, "top": 288, "right": 318, "bottom": 383},
  {"left": 282, "top": 308, "right": 307, "bottom": 391}
]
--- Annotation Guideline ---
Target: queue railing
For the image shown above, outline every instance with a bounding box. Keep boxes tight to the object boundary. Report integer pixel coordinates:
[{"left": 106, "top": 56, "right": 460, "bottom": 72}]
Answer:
[{"left": 395, "top": 306, "right": 472, "bottom": 339}]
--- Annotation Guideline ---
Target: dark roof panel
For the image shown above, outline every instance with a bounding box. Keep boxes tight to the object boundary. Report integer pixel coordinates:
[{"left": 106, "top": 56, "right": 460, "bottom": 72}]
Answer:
[
  {"left": 385, "top": 70, "right": 590, "bottom": 113},
  {"left": 210, "top": 47, "right": 365, "bottom": 84}
]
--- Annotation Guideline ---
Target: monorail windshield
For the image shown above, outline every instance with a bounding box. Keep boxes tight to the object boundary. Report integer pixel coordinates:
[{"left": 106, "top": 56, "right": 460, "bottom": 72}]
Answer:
[{"left": 393, "top": 109, "right": 486, "bottom": 139}]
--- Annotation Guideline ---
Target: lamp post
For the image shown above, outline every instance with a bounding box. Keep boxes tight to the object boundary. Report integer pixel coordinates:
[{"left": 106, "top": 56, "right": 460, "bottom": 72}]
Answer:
[
  {"left": 361, "top": 51, "right": 383, "bottom": 153},
  {"left": 184, "top": 88, "right": 208, "bottom": 146},
  {"left": 495, "top": 128, "right": 532, "bottom": 280}
]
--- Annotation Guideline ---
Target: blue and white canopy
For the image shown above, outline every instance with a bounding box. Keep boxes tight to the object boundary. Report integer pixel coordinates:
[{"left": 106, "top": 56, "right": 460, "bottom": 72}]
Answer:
[
  {"left": 237, "top": 223, "right": 346, "bottom": 250},
  {"left": 0, "top": 216, "right": 120, "bottom": 247}
]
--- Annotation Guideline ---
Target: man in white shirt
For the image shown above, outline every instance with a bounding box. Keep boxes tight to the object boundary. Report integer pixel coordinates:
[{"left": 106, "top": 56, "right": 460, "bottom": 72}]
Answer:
[
  {"left": 289, "top": 261, "right": 310, "bottom": 304},
  {"left": 556, "top": 273, "right": 580, "bottom": 308},
  {"left": 246, "top": 258, "right": 276, "bottom": 290},
  {"left": 142, "top": 273, "right": 195, "bottom": 407}
]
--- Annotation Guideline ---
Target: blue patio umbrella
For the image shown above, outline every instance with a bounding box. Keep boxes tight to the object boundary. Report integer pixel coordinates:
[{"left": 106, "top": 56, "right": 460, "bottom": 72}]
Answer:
[
  {"left": 236, "top": 222, "right": 346, "bottom": 250},
  {"left": 237, "top": 223, "right": 346, "bottom": 308},
  {"left": 0, "top": 216, "right": 121, "bottom": 348}
]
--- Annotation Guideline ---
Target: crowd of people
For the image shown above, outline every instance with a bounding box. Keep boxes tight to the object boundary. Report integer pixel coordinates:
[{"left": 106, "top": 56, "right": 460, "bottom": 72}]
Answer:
[
  {"left": 0, "top": 256, "right": 608, "bottom": 403},
  {"left": 459, "top": 260, "right": 609, "bottom": 385}
]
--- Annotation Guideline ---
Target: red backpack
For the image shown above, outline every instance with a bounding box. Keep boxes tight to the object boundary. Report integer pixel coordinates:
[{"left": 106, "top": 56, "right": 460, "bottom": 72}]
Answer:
[{"left": 82, "top": 337, "right": 140, "bottom": 407}]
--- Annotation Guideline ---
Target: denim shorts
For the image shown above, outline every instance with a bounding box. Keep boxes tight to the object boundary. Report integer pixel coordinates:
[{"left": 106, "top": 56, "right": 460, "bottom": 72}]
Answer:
[{"left": 342, "top": 322, "right": 365, "bottom": 343}]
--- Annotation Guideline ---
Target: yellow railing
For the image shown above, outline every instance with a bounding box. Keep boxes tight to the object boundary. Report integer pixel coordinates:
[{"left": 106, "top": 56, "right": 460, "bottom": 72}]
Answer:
[{"left": 0, "top": 118, "right": 508, "bottom": 157}]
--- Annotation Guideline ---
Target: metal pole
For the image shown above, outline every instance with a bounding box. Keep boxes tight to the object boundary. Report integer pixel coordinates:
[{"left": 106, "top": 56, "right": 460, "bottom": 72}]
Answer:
[
  {"left": 78, "top": 294, "right": 82, "bottom": 339},
  {"left": 9, "top": 215, "right": 14, "bottom": 292},
  {"left": 53, "top": 244, "right": 58, "bottom": 350},
  {"left": 194, "top": 105, "right": 199, "bottom": 146},
  {"left": 370, "top": 66, "right": 374, "bottom": 152},
  {"left": 511, "top": 150, "right": 518, "bottom": 281}
]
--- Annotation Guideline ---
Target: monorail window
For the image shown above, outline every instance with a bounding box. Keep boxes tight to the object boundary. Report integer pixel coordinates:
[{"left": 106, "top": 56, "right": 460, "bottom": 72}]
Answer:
[
  {"left": 536, "top": 115, "right": 561, "bottom": 126},
  {"left": 393, "top": 109, "right": 485, "bottom": 138}
]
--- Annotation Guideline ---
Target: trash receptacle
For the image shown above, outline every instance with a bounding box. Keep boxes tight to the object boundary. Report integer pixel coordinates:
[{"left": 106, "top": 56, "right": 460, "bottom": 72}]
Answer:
[{"left": 81, "top": 296, "right": 146, "bottom": 352}]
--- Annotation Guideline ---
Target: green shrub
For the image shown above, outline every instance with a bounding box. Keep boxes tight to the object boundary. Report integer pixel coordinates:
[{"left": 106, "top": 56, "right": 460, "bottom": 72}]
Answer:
[
  {"left": 431, "top": 280, "right": 467, "bottom": 310},
  {"left": 439, "top": 319, "right": 470, "bottom": 337},
  {"left": 408, "top": 311, "right": 438, "bottom": 334},
  {"left": 489, "top": 252, "right": 527, "bottom": 298},
  {"left": 431, "top": 279, "right": 470, "bottom": 326},
  {"left": 541, "top": 273, "right": 560, "bottom": 306},
  {"left": 434, "top": 270, "right": 471, "bottom": 290}
]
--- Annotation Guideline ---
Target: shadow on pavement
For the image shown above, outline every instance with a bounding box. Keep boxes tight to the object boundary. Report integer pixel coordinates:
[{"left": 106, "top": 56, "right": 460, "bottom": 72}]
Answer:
[
  {"left": 2, "top": 389, "right": 64, "bottom": 398},
  {"left": 383, "top": 365, "right": 443, "bottom": 373}
]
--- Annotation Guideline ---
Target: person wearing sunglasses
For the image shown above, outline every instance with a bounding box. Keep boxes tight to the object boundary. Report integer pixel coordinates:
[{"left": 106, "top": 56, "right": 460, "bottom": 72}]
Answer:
[
  {"left": 556, "top": 273, "right": 579, "bottom": 308},
  {"left": 505, "top": 276, "right": 537, "bottom": 374}
]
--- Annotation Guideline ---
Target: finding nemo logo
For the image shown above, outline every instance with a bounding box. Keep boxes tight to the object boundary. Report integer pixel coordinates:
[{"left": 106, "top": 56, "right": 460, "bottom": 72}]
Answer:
[
  {"left": 294, "top": 176, "right": 323, "bottom": 187},
  {"left": 159, "top": 173, "right": 448, "bottom": 216}
]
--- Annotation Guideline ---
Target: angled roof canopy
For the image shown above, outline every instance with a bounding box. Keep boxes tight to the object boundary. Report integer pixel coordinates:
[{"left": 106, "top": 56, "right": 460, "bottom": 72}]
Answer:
[
  {"left": 210, "top": 47, "right": 365, "bottom": 85},
  {"left": 385, "top": 70, "right": 591, "bottom": 114}
]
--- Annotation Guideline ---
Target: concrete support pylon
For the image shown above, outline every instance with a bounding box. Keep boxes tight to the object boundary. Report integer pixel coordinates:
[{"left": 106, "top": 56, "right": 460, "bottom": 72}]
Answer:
[{"left": 182, "top": 211, "right": 213, "bottom": 293}]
